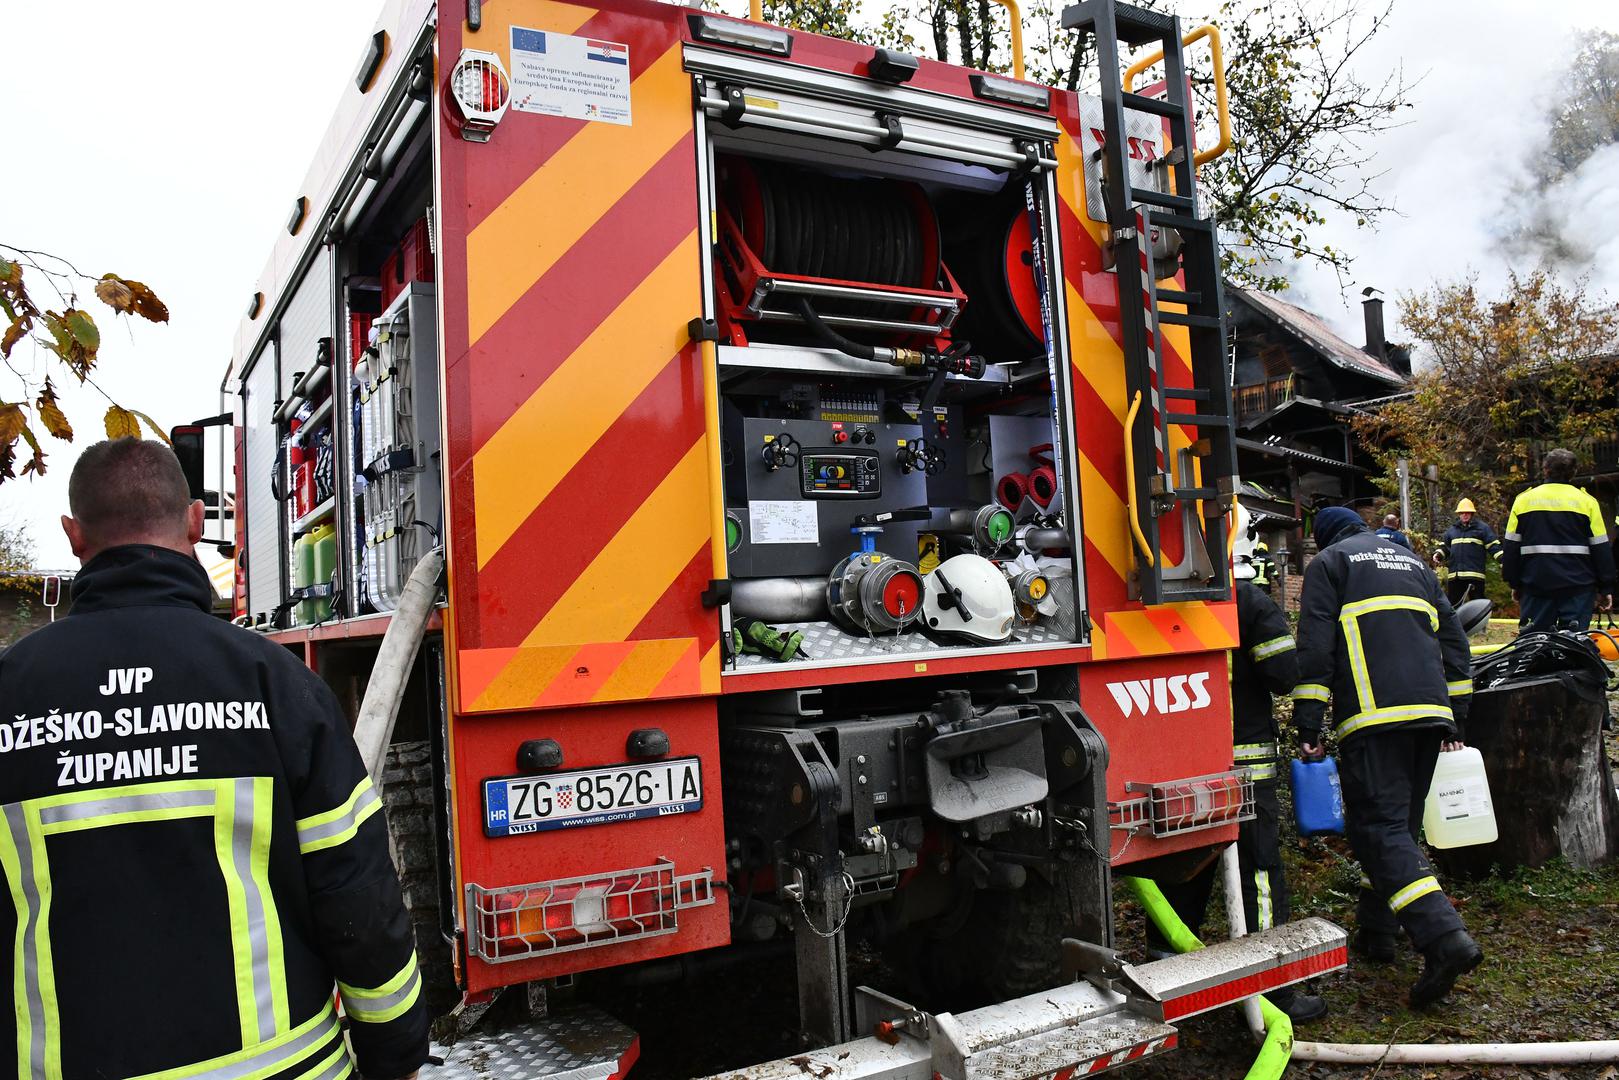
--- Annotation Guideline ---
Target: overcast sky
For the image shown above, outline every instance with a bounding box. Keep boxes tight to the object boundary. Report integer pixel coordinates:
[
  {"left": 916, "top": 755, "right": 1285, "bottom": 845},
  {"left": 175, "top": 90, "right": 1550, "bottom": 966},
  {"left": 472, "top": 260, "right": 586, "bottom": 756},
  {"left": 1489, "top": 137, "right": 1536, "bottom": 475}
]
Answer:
[{"left": 3, "top": 0, "right": 1617, "bottom": 569}]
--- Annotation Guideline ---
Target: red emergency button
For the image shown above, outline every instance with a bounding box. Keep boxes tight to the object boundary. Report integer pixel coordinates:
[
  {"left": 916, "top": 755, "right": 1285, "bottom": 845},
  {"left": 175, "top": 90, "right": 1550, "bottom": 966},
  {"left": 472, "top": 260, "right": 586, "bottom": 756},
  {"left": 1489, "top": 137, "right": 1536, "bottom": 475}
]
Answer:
[{"left": 833, "top": 430, "right": 848, "bottom": 444}]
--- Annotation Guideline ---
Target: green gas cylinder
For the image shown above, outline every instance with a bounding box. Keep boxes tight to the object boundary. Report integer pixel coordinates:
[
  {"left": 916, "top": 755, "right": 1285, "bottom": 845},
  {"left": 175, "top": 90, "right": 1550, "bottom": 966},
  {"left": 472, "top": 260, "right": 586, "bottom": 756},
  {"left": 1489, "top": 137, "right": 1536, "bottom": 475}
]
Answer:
[
  {"left": 294, "top": 532, "right": 317, "bottom": 624},
  {"left": 310, "top": 523, "right": 337, "bottom": 623}
]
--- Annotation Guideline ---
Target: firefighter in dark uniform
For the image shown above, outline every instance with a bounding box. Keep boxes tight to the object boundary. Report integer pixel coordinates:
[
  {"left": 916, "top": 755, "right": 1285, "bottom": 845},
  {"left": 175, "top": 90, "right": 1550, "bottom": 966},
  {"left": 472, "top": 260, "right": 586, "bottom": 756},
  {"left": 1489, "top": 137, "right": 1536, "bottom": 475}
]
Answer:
[
  {"left": 1151, "top": 512, "right": 1325, "bottom": 1021},
  {"left": 1293, "top": 506, "right": 1482, "bottom": 1009},
  {"left": 0, "top": 440, "right": 428, "bottom": 1079},
  {"left": 1435, "top": 498, "right": 1501, "bottom": 606},
  {"left": 1250, "top": 538, "right": 1276, "bottom": 593},
  {"left": 1502, "top": 449, "right": 1616, "bottom": 632}
]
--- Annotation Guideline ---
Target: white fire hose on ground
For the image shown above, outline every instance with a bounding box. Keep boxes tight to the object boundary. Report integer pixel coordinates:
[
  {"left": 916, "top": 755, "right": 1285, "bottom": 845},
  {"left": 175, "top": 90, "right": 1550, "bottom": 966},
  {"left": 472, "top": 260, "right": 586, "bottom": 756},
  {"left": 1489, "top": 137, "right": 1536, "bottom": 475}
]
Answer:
[
  {"left": 353, "top": 547, "right": 445, "bottom": 780},
  {"left": 1218, "top": 838, "right": 1619, "bottom": 1068}
]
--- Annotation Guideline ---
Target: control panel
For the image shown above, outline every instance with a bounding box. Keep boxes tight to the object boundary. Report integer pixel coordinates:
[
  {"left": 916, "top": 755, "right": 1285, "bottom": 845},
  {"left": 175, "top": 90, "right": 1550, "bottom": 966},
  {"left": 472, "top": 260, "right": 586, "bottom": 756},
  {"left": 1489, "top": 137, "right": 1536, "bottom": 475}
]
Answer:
[
  {"left": 726, "top": 416, "right": 927, "bottom": 577},
  {"left": 801, "top": 450, "right": 881, "bottom": 498}
]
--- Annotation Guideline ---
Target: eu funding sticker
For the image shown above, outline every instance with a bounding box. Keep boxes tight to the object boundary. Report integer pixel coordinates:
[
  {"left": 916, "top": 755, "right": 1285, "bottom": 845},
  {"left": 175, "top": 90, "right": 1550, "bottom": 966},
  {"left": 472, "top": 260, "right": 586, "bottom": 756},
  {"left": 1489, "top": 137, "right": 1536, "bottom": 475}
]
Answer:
[{"left": 510, "top": 26, "right": 631, "bottom": 126}]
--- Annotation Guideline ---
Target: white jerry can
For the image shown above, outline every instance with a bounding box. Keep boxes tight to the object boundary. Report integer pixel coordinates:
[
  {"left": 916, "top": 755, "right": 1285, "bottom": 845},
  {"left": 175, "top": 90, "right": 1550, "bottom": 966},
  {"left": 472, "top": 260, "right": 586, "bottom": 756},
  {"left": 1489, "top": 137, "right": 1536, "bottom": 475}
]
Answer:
[{"left": 1423, "top": 745, "right": 1498, "bottom": 848}]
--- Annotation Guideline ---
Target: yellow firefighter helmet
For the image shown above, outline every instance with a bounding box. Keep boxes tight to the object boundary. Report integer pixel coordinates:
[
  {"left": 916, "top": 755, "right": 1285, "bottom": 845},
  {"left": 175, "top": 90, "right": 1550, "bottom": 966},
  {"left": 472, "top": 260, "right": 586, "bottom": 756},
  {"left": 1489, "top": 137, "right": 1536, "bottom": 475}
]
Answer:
[{"left": 1455, "top": 498, "right": 1476, "bottom": 514}]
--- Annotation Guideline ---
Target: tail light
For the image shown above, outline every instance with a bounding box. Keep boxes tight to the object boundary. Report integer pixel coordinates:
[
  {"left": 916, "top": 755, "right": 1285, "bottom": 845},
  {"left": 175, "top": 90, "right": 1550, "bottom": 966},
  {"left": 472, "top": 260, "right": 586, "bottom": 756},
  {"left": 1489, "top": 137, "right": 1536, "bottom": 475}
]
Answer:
[
  {"left": 449, "top": 50, "right": 511, "bottom": 142},
  {"left": 1113, "top": 770, "right": 1254, "bottom": 839},
  {"left": 468, "top": 860, "right": 716, "bottom": 962}
]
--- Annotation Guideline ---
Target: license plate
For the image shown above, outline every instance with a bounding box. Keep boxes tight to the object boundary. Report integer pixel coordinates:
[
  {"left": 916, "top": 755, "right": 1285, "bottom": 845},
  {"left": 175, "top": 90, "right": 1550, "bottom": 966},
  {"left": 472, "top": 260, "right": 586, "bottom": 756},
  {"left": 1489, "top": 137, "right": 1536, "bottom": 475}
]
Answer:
[{"left": 483, "top": 757, "right": 703, "bottom": 837}]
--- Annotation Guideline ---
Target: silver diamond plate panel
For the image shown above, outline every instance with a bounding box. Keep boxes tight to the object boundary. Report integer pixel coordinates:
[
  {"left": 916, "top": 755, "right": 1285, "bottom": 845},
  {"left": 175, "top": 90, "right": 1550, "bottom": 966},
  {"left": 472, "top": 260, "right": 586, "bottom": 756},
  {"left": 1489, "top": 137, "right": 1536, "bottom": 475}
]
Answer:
[
  {"left": 432, "top": 1007, "right": 636, "bottom": 1080},
  {"left": 733, "top": 615, "right": 1073, "bottom": 671},
  {"left": 1075, "top": 93, "right": 1172, "bottom": 225}
]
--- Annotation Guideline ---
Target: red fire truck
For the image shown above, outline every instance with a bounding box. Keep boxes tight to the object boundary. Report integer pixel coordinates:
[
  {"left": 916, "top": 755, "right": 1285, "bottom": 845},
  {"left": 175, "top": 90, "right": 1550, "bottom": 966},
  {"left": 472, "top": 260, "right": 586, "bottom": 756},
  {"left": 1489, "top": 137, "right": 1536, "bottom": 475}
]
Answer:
[{"left": 199, "top": 0, "right": 1346, "bottom": 1073}]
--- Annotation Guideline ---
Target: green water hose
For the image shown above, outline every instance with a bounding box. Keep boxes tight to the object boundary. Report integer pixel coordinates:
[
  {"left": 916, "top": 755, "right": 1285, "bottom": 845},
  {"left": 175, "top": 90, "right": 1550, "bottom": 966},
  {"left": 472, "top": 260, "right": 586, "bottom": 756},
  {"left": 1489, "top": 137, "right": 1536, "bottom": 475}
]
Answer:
[{"left": 1123, "top": 876, "right": 1295, "bottom": 1080}]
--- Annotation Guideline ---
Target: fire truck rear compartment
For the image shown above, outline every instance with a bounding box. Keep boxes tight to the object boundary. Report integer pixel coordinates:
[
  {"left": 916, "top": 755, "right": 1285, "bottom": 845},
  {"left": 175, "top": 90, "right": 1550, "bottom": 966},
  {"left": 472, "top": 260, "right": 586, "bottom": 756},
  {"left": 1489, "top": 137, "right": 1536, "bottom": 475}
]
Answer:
[{"left": 703, "top": 118, "right": 1084, "bottom": 671}]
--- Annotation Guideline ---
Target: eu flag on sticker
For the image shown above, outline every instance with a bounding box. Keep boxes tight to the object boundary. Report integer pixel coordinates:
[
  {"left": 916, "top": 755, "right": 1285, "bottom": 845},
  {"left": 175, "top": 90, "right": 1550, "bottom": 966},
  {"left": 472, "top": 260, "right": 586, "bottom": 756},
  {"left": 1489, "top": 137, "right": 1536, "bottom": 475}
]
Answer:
[{"left": 512, "top": 28, "right": 547, "bottom": 53}]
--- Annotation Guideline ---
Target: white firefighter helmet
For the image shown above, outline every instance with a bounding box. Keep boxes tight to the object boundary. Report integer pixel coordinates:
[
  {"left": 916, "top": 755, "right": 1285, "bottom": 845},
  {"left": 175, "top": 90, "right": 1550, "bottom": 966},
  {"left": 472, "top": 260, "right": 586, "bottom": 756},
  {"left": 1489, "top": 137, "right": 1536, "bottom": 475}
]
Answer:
[
  {"left": 923, "top": 554, "right": 1015, "bottom": 644},
  {"left": 1231, "top": 503, "right": 1257, "bottom": 580}
]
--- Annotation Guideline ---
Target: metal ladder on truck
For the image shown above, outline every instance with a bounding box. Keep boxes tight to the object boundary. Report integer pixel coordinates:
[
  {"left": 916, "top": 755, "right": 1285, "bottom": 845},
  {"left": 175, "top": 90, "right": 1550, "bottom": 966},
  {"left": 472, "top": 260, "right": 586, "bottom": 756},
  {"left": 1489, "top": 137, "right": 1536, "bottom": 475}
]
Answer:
[{"left": 1065, "top": 0, "right": 1239, "bottom": 605}]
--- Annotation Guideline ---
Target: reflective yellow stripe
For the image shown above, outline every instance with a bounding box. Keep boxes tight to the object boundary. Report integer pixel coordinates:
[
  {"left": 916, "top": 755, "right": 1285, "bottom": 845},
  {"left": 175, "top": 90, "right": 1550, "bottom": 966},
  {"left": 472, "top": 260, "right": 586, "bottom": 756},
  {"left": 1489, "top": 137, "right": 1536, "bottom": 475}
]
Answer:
[
  {"left": 1339, "top": 594, "right": 1440, "bottom": 631},
  {"left": 338, "top": 953, "right": 423, "bottom": 1025},
  {"left": 1292, "top": 683, "right": 1330, "bottom": 702},
  {"left": 1249, "top": 635, "right": 1294, "bottom": 661},
  {"left": 1450, "top": 537, "right": 1485, "bottom": 546},
  {"left": 1234, "top": 742, "right": 1279, "bottom": 760},
  {"left": 1452, "top": 571, "right": 1486, "bottom": 580},
  {"left": 1388, "top": 876, "right": 1441, "bottom": 912},
  {"left": 1508, "top": 483, "right": 1607, "bottom": 535},
  {"left": 1358, "top": 872, "right": 1373, "bottom": 889},
  {"left": 1447, "top": 679, "right": 1473, "bottom": 696},
  {"left": 1255, "top": 870, "right": 1273, "bottom": 931},
  {"left": 296, "top": 777, "right": 381, "bottom": 855},
  {"left": 6, "top": 779, "right": 290, "bottom": 1076},
  {"left": 1341, "top": 612, "right": 1376, "bottom": 714},
  {"left": 250, "top": 778, "right": 289, "bottom": 1034},
  {"left": 0, "top": 802, "right": 56, "bottom": 1080},
  {"left": 1334, "top": 703, "right": 1454, "bottom": 740},
  {"left": 288, "top": 1038, "right": 352, "bottom": 1080},
  {"left": 1245, "top": 762, "right": 1278, "bottom": 781},
  {"left": 128, "top": 1002, "right": 345, "bottom": 1080}
]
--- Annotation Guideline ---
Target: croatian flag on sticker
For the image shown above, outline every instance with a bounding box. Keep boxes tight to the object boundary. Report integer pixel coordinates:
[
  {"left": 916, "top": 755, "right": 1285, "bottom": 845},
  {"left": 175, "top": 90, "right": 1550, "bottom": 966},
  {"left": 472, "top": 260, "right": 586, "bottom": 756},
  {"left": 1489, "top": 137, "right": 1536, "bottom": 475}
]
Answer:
[{"left": 587, "top": 38, "right": 629, "bottom": 64}]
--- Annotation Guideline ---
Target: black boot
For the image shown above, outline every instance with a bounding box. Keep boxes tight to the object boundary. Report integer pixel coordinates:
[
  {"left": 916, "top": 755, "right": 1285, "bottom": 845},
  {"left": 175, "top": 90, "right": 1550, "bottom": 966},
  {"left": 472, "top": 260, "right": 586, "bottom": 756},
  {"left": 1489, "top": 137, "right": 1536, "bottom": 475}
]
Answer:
[
  {"left": 1351, "top": 929, "right": 1397, "bottom": 963},
  {"left": 1269, "top": 986, "right": 1328, "bottom": 1023},
  {"left": 1409, "top": 929, "right": 1483, "bottom": 1009}
]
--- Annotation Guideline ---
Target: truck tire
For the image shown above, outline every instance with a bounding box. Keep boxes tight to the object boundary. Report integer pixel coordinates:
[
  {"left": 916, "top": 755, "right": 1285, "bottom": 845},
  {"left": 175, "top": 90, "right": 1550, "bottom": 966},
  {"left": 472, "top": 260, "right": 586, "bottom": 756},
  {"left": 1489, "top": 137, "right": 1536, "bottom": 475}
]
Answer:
[
  {"left": 901, "top": 864, "right": 1085, "bottom": 1009},
  {"left": 381, "top": 740, "right": 459, "bottom": 1016}
]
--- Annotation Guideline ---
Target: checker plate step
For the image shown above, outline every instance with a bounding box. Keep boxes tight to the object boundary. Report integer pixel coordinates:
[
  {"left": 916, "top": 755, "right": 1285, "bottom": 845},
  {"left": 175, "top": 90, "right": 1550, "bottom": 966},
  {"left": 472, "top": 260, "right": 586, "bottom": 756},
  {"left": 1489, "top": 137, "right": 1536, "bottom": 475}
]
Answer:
[{"left": 430, "top": 1005, "right": 637, "bottom": 1079}]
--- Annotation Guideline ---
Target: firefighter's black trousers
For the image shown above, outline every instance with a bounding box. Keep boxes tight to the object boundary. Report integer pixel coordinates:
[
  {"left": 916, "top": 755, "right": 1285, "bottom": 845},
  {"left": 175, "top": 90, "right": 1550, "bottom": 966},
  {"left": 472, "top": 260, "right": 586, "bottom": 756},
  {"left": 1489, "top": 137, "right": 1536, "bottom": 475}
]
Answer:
[
  {"left": 1340, "top": 727, "right": 1467, "bottom": 950},
  {"left": 1152, "top": 781, "right": 1290, "bottom": 943}
]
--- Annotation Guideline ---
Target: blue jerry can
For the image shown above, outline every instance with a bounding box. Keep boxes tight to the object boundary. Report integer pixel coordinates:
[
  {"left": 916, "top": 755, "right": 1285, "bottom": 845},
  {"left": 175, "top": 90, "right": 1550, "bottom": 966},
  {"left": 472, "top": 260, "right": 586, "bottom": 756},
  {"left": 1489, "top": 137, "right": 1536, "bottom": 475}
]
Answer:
[{"left": 1291, "top": 756, "right": 1345, "bottom": 835}]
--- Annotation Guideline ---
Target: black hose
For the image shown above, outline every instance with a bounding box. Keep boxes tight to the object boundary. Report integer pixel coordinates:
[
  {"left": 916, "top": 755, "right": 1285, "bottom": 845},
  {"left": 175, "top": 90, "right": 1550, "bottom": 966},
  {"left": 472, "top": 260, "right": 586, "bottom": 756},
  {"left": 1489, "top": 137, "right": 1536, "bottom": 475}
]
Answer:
[{"left": 796, "top": 297, "right": 876, "bottom": 361}]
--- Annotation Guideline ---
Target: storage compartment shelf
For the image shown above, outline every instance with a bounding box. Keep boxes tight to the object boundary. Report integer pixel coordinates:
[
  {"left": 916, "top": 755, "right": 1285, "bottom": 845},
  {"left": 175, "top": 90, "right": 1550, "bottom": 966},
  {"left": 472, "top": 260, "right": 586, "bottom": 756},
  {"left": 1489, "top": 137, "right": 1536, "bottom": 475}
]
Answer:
[
  {"left": 729, "top": 619, "right": 1073, "bottom": 671},
  {"left": 303, "top": 395, "right": 335, "bottom": 431},
  {"left": 292, "top": 497, "right": 335, "bottom": 537},
  {"left": 718, "top": 344, "right": 1011, "bottom": 385}
]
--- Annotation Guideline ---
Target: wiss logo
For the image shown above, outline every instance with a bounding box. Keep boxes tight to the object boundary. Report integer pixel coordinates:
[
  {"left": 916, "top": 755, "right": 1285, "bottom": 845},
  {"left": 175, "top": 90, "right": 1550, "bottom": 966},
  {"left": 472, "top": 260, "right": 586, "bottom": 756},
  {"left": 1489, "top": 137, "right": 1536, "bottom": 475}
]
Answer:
[{"left": 1106, "top": 673, "right": 1213, "bottom": 718}]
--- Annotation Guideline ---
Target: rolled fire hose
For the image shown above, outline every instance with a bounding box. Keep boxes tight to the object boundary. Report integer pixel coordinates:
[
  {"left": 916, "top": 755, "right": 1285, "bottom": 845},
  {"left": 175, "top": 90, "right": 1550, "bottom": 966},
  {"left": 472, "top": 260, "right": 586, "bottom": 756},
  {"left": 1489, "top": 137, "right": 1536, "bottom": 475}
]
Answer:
[
  {"left": 353, "top": 547, "right": 445, "bottom": 780},
  {"left": 1124, "top": 872, "right": 1291, "bottom": 1080}
]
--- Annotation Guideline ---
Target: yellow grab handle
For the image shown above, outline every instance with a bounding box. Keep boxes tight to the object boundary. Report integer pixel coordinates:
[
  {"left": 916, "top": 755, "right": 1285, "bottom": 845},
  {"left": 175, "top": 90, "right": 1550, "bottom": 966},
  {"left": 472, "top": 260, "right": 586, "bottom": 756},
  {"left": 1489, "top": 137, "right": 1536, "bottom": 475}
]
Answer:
[
  {"left": 985, "top": 0, "right": 1026, "bottom": 81},
  {"left": 1124, "top": 391, "right": 1156, "bottom": 568},
  {"left": 1123, "top": 23, "right": 1231, "bottom": 166},
  {"left": 749, "top": 0, "right": 762, "bottom": 21}
]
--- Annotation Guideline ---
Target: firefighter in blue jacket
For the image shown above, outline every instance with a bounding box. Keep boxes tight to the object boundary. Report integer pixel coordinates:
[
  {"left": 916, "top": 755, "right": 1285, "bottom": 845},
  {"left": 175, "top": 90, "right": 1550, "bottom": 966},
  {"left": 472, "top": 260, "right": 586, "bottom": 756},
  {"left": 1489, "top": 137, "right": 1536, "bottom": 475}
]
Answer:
[
  {"left": 1435, "top": 498, "right": 1501, "bottom": 606},
  {"left": 1502, "top": 449, "right": 1616, "bottom": 632},
  {"left": 0, "top": 440, "right": 428, "bottom": 1079},
  {"left": 1293, "top": 506, "right": 1482, "bottom": 1009}
]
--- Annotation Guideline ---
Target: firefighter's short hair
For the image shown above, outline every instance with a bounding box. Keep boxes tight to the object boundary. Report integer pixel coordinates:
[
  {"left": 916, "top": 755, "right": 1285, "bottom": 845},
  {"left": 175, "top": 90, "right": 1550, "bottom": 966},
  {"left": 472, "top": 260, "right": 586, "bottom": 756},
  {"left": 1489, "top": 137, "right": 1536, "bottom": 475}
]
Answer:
[
  {"left": 68, "top": 437, "right": 193, "bottom": 543},
  {"left": 1543, "top": 448, "right": 1578, "bottom": 483}
]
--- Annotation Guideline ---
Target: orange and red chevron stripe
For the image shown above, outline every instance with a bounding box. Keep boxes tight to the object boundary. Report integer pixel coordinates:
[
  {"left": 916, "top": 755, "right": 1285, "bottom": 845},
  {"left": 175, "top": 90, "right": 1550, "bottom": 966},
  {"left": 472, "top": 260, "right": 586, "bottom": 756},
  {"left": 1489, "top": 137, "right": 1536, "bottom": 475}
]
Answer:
[
  {"left": 1053, "top": 93, "right": 1236, "bottom": 653},
  {"left": 436, "top": 1, "right": 719, "bottom": 713}
]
